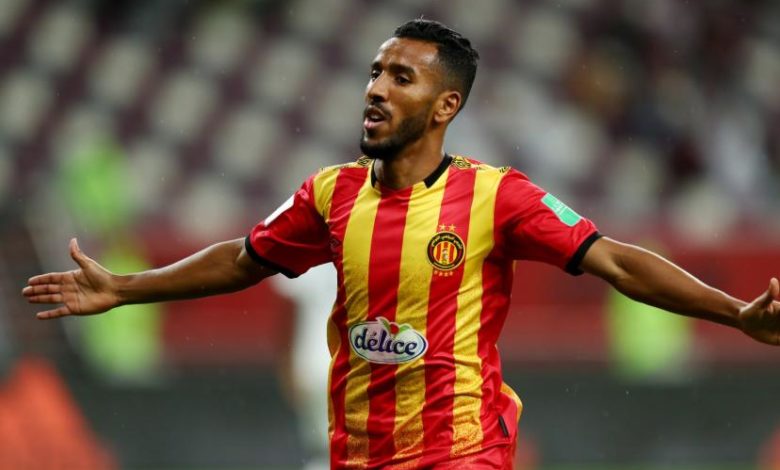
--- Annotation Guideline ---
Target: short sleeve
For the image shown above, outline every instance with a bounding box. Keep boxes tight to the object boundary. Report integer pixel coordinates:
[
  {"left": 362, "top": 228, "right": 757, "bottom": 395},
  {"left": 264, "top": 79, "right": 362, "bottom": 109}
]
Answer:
[
  {"left": 246, "top": 175, "right": 332, "bottom": 278},
  {"left": 495, "top": 169, "right": 601, "bottom": 275}
]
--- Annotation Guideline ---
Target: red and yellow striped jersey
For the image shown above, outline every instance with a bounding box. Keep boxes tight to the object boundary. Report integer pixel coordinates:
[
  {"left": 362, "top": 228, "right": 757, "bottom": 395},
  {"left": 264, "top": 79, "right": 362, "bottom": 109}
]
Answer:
[{"left": 246, "top": 155, "right": 599, "bottom": 469}]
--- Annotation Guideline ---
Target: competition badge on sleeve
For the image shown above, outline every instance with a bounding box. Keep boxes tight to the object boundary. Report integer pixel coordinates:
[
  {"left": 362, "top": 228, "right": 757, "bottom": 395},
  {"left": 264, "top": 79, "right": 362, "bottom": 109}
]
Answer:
[{"left": 541, "top": 193, "right": 582, "bottom": 227}]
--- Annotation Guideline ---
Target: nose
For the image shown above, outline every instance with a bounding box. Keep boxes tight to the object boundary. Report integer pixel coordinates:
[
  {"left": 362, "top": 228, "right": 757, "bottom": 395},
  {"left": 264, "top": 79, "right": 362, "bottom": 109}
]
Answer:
[{"left": 366, "top": 74, "right": 389, "bottom": 103}]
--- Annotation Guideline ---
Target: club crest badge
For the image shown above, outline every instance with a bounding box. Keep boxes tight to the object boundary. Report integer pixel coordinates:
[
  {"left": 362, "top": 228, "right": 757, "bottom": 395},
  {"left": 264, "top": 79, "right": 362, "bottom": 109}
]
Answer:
[{"left": 427, "top": 226, "right": 465, "bottom": 274}]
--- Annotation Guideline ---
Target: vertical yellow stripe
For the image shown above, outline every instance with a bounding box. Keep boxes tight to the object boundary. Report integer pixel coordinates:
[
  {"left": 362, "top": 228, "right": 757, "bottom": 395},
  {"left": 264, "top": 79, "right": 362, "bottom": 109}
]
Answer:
[
  {"left": 500, "top": 382, "right": 523, "bottom": 419},
  {"left": 315, "top": 167, "right": 339, "bottom": 439},
  {"left": 341, "top": 176, "right": 380, "bottom": 467},
  {"left": 392, "top": 172, "right": 448, "bottom": 459},
  {"left": 312, "top": 167, "right": 340, "bottom": 219},
  {"left": 450, "top": 169, "right": 502, "bottom": 456}
]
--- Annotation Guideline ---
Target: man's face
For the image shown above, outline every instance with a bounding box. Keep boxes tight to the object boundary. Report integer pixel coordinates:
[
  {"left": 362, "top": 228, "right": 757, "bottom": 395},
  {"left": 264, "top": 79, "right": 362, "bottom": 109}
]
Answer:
[{"left": 360, "top": 38, "right": 443, "bottom": 160}]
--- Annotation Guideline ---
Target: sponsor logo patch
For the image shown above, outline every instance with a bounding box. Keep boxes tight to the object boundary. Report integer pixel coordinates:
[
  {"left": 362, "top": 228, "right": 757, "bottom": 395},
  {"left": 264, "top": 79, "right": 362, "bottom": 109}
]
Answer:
[{"left": 349, "top": 317, "right": 428, "bottom": 364}]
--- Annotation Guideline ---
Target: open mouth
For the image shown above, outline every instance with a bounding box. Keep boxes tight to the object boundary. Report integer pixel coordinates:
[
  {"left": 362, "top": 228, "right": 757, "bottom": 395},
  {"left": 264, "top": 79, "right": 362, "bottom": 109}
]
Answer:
[{"left": 363, "top": 106, "right": 388, "bottom": 130}]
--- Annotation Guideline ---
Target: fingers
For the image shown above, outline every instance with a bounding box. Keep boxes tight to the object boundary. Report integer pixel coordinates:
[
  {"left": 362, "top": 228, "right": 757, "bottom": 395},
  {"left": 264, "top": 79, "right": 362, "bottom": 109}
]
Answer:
[
  {"left": 29, "top": 238, "right": 88, "bottom": 283},
  {"left": 36, "top": 306, "right": 71, "bottom": 320},
  {"left": 22, "top": 282, "right": 64, "bottom": 307},
  {"left": 69, "top": 238, "right": 92, "bottom": 270},
  {"left": 27, "top": 272, "right": 66, "bottom": 285},
  {"left": 26, "top": 293, "right": 63, "bottom": 304},
  {"left": 22, "top": 284, "right": 62, "bottom": 296},
  {"left": 758, "top": 277, "right": 780, "bottom": 309},
  {"left": 23, "top": 283, "right": 63, "bottom": 304}
]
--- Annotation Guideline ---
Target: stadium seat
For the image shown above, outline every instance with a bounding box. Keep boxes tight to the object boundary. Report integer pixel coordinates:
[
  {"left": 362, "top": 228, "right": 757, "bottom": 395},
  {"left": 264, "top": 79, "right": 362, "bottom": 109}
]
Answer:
[
  {"left": 26, "top": 4, "right": 91, "bottom": 74},
  {"left": 88, "top": 36, "right": 155, "bottom": 109},
  {"left": 148, "top": 69, "right": 217, "bottom": 144},
  {"left": 286, "top": 0, "right": 350, "bottom": 41},
  {"left": 170, "top": 173, "right": 247, "bottom": 244},
  {"left": 508, "top": 6, "right": 579, "bottom": 79},
  {"left": 274, "top": 140, "right": 341, "bottom": 196},
  {"left": 601, "top": 141, "right": 664, "bottom": 228},
  {"left": 668, "top": 180, "right": 740, "bottom": 245},
  {"left": 440, "top": 0, "right": 510, "bottom": 45},
  {"left": 51, "top": 104, "right": 116, "bottom": 161},
  {"left": 0, "top": 0, "right": 29, "bottom": 36},
  {"left": 0, "top": 146, "right": 13, "bottom": 202},
  {"left": 212, "top": 105, "right": 281, "bottom": 183},
  {"left": 345, "top": 5, "right": 411, "bottom": 68},
  {"left": 127, "top": 138, "right": 181, "bottom": 215},
  {"left": 249, "top": 37, "right": 320, "bottom": 110},
  {"left": 742, "top": 38, "right": 780, "bottom": 110},
  {"left": 309, "top": 72, "right": 365, "bottom": 144},
  {"left": 0, "top": 68, "right": 52, "bottom": 142},
  {"left": 186, "top": 8, "right": 253, "bottom": 76},
  {"left": 481, "top": 70, "right": 550, "bottom": 148}
]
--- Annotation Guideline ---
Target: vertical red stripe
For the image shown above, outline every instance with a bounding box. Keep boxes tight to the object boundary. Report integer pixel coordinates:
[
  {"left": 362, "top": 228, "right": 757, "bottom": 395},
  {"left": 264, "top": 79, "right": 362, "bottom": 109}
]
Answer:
[
  {"left": 328, "top": 168, "right": 370, "bottom": 468},
  {"left": 419, "top": 168, "right": 476, "bottom": 466},
  {"left": 477, "top": 169, "right": 522, "bottom": 448},
  {"left": 477, "top": 251, "right": 515, "bottom": 447},
  {"left": 365, "top": 188, "right": 412, "bottom": 466}
]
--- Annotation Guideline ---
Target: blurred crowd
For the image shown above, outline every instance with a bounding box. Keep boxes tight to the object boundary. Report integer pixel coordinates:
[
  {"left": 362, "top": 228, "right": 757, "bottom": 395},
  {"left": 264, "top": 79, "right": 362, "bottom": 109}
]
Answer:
[{"left": 0, "top": 0, "right": 778, "bottom": 245}]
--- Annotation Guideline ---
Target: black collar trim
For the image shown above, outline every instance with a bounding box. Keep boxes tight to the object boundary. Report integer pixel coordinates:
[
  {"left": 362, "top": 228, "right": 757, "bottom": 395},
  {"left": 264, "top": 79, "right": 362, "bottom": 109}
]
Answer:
[
  {"left": 424, "top": 154, "right": 452, "bottom": 188},
  {"left": 370, "top": 154, "right": 452, "bottom": 189}
]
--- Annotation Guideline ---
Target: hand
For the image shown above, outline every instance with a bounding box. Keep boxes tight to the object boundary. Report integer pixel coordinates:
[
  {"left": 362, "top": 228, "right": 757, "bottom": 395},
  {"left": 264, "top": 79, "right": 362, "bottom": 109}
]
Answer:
[
  {"left": 22, "top": 238, "right": 120, "bottom": 319},
  {"left": 738, "top": 278, "right": 780, "bottom": 345}
]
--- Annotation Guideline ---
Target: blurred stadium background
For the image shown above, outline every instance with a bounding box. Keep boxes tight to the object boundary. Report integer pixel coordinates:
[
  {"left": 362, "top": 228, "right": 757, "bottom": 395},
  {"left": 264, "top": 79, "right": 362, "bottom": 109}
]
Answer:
[{"left": 1, "top": 0, "right": 779, "bottom": 468}]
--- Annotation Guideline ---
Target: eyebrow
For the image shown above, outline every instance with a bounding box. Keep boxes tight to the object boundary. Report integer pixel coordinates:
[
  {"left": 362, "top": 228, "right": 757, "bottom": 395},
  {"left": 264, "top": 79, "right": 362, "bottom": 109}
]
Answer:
[{"left": 371, "top": 61, "right": 417, "bottom": 77}]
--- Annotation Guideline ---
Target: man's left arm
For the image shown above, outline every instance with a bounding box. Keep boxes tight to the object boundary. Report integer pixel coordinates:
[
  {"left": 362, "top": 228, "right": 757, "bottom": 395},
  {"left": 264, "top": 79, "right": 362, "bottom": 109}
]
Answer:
[{"left": 579, "top": 236, "right": 780, "bottom": 346}]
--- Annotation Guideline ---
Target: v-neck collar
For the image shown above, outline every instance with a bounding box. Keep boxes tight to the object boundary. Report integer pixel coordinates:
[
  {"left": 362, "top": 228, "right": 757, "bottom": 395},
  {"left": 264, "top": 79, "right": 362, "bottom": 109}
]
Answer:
[{"left": 370, "top": 154, "right": 452, "bottom": 190}]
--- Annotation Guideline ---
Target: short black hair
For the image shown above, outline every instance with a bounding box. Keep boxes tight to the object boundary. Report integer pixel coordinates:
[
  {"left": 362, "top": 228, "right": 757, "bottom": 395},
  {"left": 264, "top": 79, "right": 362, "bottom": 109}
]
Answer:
[{"left": 393, "top": 19, "right": 480, "bottom": 113}]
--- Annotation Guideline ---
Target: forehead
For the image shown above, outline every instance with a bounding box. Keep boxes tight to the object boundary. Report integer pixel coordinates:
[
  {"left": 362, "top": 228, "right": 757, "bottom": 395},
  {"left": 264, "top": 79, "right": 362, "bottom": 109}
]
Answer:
[{"left": 372, "top": 37, "right": 440, "bottom": 72}]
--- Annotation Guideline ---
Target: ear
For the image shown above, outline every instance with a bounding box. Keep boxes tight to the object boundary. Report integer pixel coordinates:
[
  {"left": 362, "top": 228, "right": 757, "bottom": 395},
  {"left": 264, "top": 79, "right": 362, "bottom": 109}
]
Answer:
[{"left": 432, "top": 90, "right": 462, "bottom": 125}]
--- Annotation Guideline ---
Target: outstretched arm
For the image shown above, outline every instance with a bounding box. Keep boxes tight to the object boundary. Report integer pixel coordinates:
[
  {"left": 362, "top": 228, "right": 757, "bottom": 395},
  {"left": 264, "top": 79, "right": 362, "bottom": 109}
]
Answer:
[
  {"left": 580, "top": 237, "right": 780, "bottom": 345},
  {"left": 22, "top": 238, "right": 275, "bottom": 320}
]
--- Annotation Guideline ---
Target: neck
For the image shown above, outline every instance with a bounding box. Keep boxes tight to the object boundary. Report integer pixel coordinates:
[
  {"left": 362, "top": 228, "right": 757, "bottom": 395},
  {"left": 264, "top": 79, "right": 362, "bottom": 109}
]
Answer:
[{"left": 373, "top": 135, "right": 445, "bottom": 190}]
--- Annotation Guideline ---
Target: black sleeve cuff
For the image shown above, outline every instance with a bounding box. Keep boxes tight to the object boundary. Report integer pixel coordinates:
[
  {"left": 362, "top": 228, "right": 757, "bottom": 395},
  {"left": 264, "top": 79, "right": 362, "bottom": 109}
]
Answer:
[
  {"left": 565, "top": 231, "right": 602, "bottom": 276},
  {"left": 244, "top": 236, "right": 300, "bottom": 279}
]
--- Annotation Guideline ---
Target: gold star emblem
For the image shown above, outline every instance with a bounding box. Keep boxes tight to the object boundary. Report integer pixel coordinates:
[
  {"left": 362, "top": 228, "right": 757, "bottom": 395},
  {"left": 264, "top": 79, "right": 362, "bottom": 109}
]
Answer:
[
  {"left": 438, "top": 224, "right": 446, "bottom": 231},
  {"left": 448, "top": 224, "right": 456, "bottom": 231}
]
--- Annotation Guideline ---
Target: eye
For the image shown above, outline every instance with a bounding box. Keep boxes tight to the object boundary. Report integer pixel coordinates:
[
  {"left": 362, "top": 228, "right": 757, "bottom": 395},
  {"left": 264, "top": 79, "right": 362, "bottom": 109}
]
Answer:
[
  {"left": 369, "top": 69, "right": 381, "bottom": 81},
  {"left": 396, "top": 75, "right": 410, "bottom": 85}
]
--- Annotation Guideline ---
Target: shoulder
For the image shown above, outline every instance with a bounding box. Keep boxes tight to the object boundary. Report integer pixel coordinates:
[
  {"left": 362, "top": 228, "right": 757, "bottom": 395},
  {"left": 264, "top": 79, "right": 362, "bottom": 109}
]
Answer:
[
  {"left": 448, "top": 154, "right": 535, "bottom": 190},
  {"left": 307, "top": 156, "right": 371, "bottom": 215},
  {"left": 309, "top": 156, "right": 371, "bottom": 186},
  {"left": 317, "top": 156, "right": 372, "bottom": 174},
  {"left": 449, "top": 155, "right": 527, "bottom": 177}
]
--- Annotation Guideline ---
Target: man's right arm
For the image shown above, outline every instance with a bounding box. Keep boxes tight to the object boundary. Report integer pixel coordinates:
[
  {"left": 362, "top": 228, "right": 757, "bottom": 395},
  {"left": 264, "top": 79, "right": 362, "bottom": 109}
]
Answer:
[{"left": 23, "top": 237, "right": 275, "bottom": 319}]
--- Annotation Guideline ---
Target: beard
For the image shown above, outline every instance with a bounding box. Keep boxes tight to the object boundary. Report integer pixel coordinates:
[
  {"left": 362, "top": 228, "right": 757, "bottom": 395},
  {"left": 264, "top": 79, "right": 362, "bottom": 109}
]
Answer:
[{"left": 360, "top": 107, "right": 429, "bottom": 161}]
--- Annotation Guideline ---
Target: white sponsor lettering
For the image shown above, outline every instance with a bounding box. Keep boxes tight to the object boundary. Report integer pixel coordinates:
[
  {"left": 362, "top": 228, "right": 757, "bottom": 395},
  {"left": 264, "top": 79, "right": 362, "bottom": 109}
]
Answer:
[{"left": 349, "top": 317, "right": 428, "bottom": 364}]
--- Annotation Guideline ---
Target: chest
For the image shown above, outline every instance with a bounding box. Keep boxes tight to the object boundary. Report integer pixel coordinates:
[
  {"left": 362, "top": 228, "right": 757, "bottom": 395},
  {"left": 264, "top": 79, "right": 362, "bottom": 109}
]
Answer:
[{"left": 327, "top": 185, "right": 496, "bottom": 279}]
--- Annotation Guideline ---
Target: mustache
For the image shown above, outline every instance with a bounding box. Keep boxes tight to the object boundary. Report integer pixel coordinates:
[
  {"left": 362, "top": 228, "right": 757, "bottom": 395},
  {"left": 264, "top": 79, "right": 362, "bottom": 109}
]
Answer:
[{"left": 363, "top": 103, "right": 390, "bottom": 119}]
